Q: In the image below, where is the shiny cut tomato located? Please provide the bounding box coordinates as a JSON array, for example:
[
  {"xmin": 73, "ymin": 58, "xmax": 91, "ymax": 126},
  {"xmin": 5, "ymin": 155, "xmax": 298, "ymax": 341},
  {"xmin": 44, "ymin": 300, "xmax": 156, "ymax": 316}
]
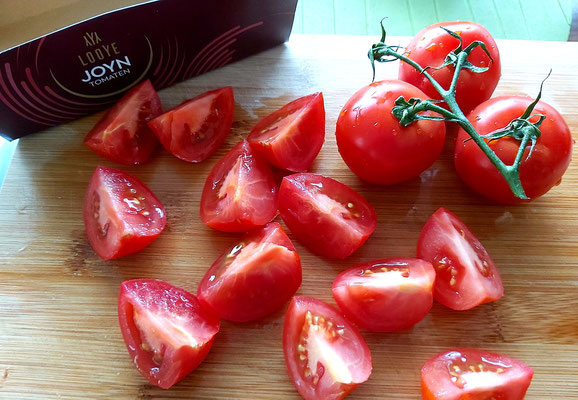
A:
[
  {"xmin": 421, "ymin": 348, "xmax": 534, "ymax": 400},
  {"xmin": 454, "ymin": 96, "xmax": 573, "ymax": 204},
  {"xmin": 417, "ymin": 208, "xmax": 503, "ymax": 310},
  {"xmin": 399, "ymin": 21, "xmax": 501, "ymax": 115},
  {"xmin": 278, "ymin": 173, "xmax": 377, "ymax": 259},
  {"xmin": 148, "ymin": 86, "xmax": 234, "ymax": 162},
  {"xmin": 283, "ymin": 296, "xmax": 372, "ymax": 400},
  {"xmin": 200, "ymin": 140, "xmax": 278, "ymax": 232},
  {"xmin": 336, "ymin": 80, "xmax": 446, "ymax": 184},
  {"xmin": 118, "ymin": 279, "xmax": 220, "ymax": 389},
  {"xmin": 332, "ymin": 258, "xmax": 435, "ymax": 332},
  {"xmin": 247, "ymin": 92, "xmax": 325, "ymax": 172},
  {"xmin": 84, "ymin": 80, "xmax": 162, "ymax": 165},
  {"xmin": 197, "ymin": 222, "xmax": 301, "ymax": 322},
  {"xmin": 83, "ymin": 166, "xmax": 167, "ymax": 260}
]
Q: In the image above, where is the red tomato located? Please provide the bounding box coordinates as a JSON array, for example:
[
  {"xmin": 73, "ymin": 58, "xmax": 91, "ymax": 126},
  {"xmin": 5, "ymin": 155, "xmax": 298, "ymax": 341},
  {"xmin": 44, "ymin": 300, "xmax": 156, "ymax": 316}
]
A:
[
  {"xmin": 147, "ymin": 86, "xmax": 234, "ymax": 162},
  {"xmin": 283, "ymin": 296, "xmax": 372, "ymax": 400},
  {"xmin": 83, "ymin": 166, "xmax": 167, "ymax": 260},
  {"xmin": 421, "ymin": 348, "xmax": 534, "ymax": 400},
  {"xmin": 399, "ymin": 21, "xmax": 501, "ymax": 115},
  {"xmin": 332, "ymin": 258, "xmax": 435, "ymax": 332},
  {"xmin": 278, "ymin": 173, "xmax": 377, "ymax": 259},
  {"xmin": 335, "ymin": 80, "xmax": 446, "ymax": 184},
  {"xmin": 417, "ymin": 208, "xmax": 503, "ymax": 310},
  {"xmin": 200, "ymin": 140, "xmax": 278, "ymax": 232},
  {"xmin": 118, "ymin": 279, "xmax": 220, "ymax": 389},
  {"xmin": 197, "ymin": 222, "xmax": 301, "ymax": 322},
  {"xmin": 84, "ymin": 80, "xmax": 162, "ymax": 165},
  {"xmin": 247, "ymin": 92, "xmax": 325, "ymax": 172},
  {"xmin": 454, "ymin": 96, "xmax": 573, "ymax": 204}
]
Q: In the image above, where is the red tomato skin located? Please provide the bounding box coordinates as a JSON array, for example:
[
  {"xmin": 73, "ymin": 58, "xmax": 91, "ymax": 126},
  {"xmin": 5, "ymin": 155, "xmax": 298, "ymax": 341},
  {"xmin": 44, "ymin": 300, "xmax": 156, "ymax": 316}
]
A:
[
  {"xmin": 118, "ymin": 279, "xmax": 220, "ymax": 389},
  {"xmin": 83, "ymin": 166, "xmax": 167, "ymax": 260},
  {"xmin": 283, "ymin": 296, "xmax": 372, "ymax": 400},
  {"xmin": 399, "ymin": 21, "xmax": 501, "ymax": 115},
  {"xmin": 197, "ymin": 222, "xmax": 302, "ymax": 322},
  {"xmin": 200, "ymin": 140, "xmax": 279, "ymax": 233},
  {"xmin": 417, "ymin": 208, "xmax": 503, "ymax": 310},
  {"xmin": 84, "ymin": 80, "xmax": 162, "ymax": 165},
  {"xmin": 147, "ymin": 86, "xmax": 234, "ymax": 162},
  {"xmin": 336, "ymin": 80, "xmax": 446, "ymax": 184},
  {"xmin": 279, "ymin": 173, "xmax": 377, "ymax": 259},
  {"xmin": 454, "ymin": 96, "xmax": 573, "ymax": 204},
  {"xmin": 421, "ymin": 348, "xmax": 534, "ymax": 400},
  {"xmin": 248, "ymin": 92, "xmax": 325, "ymax": 172},
  {"xmin": 332, "ymin": 258, "xmax": 435, "ymax": 332}
]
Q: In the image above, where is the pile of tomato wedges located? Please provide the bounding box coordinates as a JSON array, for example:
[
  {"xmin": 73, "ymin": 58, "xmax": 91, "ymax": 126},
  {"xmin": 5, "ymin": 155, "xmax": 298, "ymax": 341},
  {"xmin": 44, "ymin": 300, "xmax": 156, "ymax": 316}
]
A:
[{"xmin": 81, "ymin": 20, "xmax": 574, "ymax": 400}]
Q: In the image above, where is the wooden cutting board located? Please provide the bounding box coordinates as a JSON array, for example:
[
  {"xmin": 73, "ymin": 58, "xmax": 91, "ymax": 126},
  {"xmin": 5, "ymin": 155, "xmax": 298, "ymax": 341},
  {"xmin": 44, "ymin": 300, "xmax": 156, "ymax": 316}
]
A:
[{"xmin": 1, "ymin": 35, "xmax": 577, "ymax": 399}]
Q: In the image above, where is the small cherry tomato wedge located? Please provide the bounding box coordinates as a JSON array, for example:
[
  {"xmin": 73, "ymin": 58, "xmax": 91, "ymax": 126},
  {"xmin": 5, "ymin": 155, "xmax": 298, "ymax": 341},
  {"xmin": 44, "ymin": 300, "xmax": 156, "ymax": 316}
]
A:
[
  {"xmin": 279, "ymin": 173, "xmax": 377, "ymax": 259},
  {"xmin": 200, "ymin": 140, "xmax": 278, "ymax": 232},
  {"xmin": 147, "ymin": 86, "xmax": 234, "ymax": 162},
  {"xmin": 454, "ymin": 96, "xmax": 573, "ymax": 204},
  {"xmin": 336, "ymin": 80, "xmax": 445, "ymax": 185},
  {"xmin": 83, "ymin": 166, "xmax": 167, "ymax": 260},
  {"xmin": 283, "ymin": 296, "xmax": 372, "ymax": 400},
  {"xmin": 417, "ymin": 208, "xmax": 503, "ymax": 310},
  {"xmin": 118, "ymin": 279, "xmax": 220, "ymax": 389},
  {"xmin": 421, "ymin": 348, "xmax": 534, "ymax": 400},
  {"xmin": 332, "ymin": 258, "xmax": 435, "ymax": 332},
  {"xmin": 84, "ymin": 80, "xmax": 162, "ymax": 165},
  {"xmin": 247, "ymin": 92, "xmax": 325, "ymax": 172},
  {"xmin": 197, "ymin": 222, "xmax": 301, "ymax": 322}
]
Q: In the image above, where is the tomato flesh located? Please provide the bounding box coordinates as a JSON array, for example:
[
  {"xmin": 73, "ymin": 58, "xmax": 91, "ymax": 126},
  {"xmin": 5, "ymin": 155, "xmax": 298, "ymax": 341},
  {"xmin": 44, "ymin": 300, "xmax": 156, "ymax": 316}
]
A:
[
  {"xmin": 84, "ymin": 80, "xmax": 162, "ymax": 165},
  {"xmin": 197, "ymin": 222, "xmax": 301, "ymax": 322},
  {"xmin": 83, "ymin": 166, "xmax": 167, "ymax": 260},
  {"xmin": 421, "ymin": 348, "xmax": 534, "ymax": 400},
  {"xmin": 417, "ymin": 208, "xmax": 503, "ymax": 310},
  {"xmin": 118, "ymin": 279, "xmax": 220, "ymax": 389},
  {"xmin": 283, "ymin": 296, "xmax": 372, "ymax": 400},
  {"xmin": 248, "ymin": 92, "xmax": 325, "ymax": 172},
  {"xmin": 332, "ymin": 258, "xmax": 435, "ymax": 332}
]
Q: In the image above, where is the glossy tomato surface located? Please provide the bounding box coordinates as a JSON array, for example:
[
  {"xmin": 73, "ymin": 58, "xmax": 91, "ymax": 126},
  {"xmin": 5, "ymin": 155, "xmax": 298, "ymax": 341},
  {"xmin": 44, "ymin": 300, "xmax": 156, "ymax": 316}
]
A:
[
  {"xmin": 417, "ymin": 208, "xmax": 503, "ymax": 310},
  {"xmin": 455, "ymin": 96, "xmax": 573, "ymax": 204},
  {"xmin": 84, "ymin": 80, "xmax": 162, "ymax": 165},
  {"xmin": 399, "ymin": 21, "xmax": 501, "ymax": 115},
  {"xmin": 197, "ymin": 222, "xmax": 301, "ymax": 322},
  {"xmin": 336, "ymin": 80, "xmax": 446, "ymax": 184},
  {"xmin": 283, "ymin": 296, "xmax": 372, "ymax": 400},
  {"xmin": 118, "ymin": 279, "xmax": 220, "ymax": 389},
  {"xmin": 248, "ymin": 92, "xmax": 325, "ymax": 172},
  {"xmin": 279, "ymin": 173, "xmax": 377, "ymax": 259},
  {"xmin": 200, "ymin": 140, "xmax": 278, "ymax": 232},
  {"xmin": 421, "ymin": 348, "xmax": 534, "ymax": 400},
  {"xmin": 83, "ymin": 166, "xmax": 166, "ymax": 260},
  {"xmin": 148, "ymin": 86, "xmax": 234, "ymax": 162},
  {"xmin": 332, "ymin": 258, "xmax": 435, "ymax": 332}
]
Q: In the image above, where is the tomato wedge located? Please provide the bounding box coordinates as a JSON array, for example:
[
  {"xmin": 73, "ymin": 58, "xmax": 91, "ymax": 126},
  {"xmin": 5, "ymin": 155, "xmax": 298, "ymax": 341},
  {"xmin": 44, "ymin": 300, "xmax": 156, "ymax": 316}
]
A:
[
  {"xmin": 147, "ymin": 86, "xmax": 234, "ymax": 162},
  {"xmin": 283, "ymin": 296, "xmax": 372, "ymax": 400},
  {"xmin": 118, "ymin": 279, "xmax": 220, "ymax": 389},
  {"xmin": 200, "ymin": 140, "xmax": 278, "ymax": 232},
  {"xmin": 247, "ymin": 92, "xmax": 325, "ymax": 172},
  {"xmin": 83, "ymin": 166, "xmax": 167, "ymax": 260},
  {"xmin": 279, "ymin": 173, "xmax": 377, "ymax": 259},
  {"xmin": 84, "ymin": 80, "xmax": 162, "ymax": 165},
  {"xmin": 417, "ymin": 208, "xmax": 503, "ymax": 310},
  {"xmin": 332, "ymin": 258, "xmax": 435, "ymax": 332},
  {"xmin": 421, "ymin": 348, "xmax": 534, "ymax": 400},
  {"xmin": 197, "ymin": 222, "xmax": 301, "ymax": 322}
]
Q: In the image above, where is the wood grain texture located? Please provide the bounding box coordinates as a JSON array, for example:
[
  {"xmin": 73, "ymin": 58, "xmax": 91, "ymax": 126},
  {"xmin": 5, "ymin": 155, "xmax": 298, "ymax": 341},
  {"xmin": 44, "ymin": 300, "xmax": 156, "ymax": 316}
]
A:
[{"xmin": 1, "ymin": 35, "xmax": 578, "ymax": 399}]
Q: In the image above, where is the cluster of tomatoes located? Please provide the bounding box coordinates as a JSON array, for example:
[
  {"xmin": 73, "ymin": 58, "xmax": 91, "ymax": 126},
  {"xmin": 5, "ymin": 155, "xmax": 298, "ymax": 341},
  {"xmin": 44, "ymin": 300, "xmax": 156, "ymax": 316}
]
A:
[{"xmin": 80, "ymin": 20, "xmax": 572, "ymax": 400}]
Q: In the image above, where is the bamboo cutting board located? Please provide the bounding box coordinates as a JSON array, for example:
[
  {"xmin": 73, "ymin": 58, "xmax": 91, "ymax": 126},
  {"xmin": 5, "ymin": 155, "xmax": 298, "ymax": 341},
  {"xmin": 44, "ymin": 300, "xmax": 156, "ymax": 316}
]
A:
[{"xmin": 1, "ymin": 35, "xmax": 577, "ymax": 399}]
